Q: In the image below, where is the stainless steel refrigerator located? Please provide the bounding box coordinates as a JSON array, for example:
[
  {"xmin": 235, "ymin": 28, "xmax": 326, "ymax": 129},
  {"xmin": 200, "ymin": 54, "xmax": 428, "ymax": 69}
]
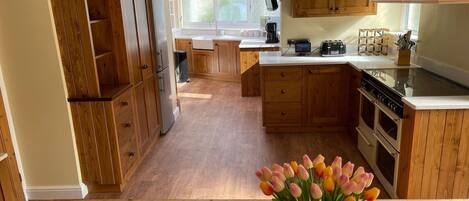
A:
[{"xmin": 152, "ymin": 0, "xmax": 175, "ymax": 134}]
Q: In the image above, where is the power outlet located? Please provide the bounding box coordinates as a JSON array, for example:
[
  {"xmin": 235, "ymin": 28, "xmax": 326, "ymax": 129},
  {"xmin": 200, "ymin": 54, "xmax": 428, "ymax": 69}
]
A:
[{"xmin": 287, "ymin": 39, "xmax": 296, "ymax": 45}]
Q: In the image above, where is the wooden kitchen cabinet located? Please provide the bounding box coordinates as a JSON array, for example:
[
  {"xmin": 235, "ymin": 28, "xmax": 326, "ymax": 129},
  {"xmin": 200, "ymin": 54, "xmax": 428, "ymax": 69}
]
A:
[
  {"xmin": 292, "ymin": 0, "xmax": 376, "ymax": 17},
  {"xmin": 192, "ymin": 50, "xmax": 215, "ymax": 75},
  {"xmin": 51, "ymin": 0, "xmax": 161, "ymax": 193},
  {"xmin": 175, "ymin": 39, "xmax": 194, "ymax": 73},
  {"xmin": 303, "ymin": 65, "xmax": 349, "ymax": 126},
  {"xmin": 214, "ymin": 40, "xmax": 241, "ymax": 77},
  {"xmin": 240, "ymin": 47, "xmax": 280, "ymax": 97}
]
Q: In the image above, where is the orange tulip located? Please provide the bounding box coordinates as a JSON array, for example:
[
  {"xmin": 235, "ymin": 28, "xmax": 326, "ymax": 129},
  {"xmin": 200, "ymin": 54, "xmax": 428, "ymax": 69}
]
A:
[
  {"xmin": 315, "ymin": 162, "xmax": 326, "ymax": 177},
  {"xmin": 260, "ymin": 181, "xmax": 274, "ymax": 196},
  {"xmin": 324, "ymin": 177, "xmax": 335, "ymax": 192},
  {"xmin": 291, "ymin": 161, "xmax": 299, "ymax": 174},
  {"xmin": 344, "ymin": 195, "xmax": 356, "ymax": 201},
  {"xmin": 364, "ymin": 187, "xmax": 380, "ymax": 201},
  {"xmin": 323, "ymin": 166, "xmax": 333, "ymax": 179}
]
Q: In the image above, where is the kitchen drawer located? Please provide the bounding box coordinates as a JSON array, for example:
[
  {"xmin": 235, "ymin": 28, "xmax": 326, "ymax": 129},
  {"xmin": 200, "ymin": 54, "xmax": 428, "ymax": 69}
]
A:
[
  {"xmin": 356, "ymin": 127, "xmax": 377, "ymax": 165},
  {"xmin": 118, "ymin": 132, "xmax": 138, "ymax": 177},
  {"xmin": 264, "ymin": 67, "xmax": 302, "ymax": 81},
  {"xmin": 264, "ymin": 81, "xmax": 301, "ymax": 102},
  {"xmin": 264, "ymin": 103, "xmax": 301, "ymax": 124},
  {"xmin": 113, "ymin": 90, "xmax": 133, "ymax": 116}
]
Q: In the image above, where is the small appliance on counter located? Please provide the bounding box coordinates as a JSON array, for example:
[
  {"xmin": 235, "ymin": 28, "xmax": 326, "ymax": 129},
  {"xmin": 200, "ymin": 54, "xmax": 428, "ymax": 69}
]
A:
[
  {"xmin": 265, "ymin": 22, "xmax": 279, "ymax": 44},
  {"xmin": 293, "ymin": 39, "xmax": 311, "ymax": 56},
  {"xmin": 320, "ymin": 40, "xmax": 346, "ymax": 57}
]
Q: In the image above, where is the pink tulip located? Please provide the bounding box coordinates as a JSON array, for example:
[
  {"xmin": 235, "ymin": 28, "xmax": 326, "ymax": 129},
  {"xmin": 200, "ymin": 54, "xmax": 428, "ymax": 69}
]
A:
[
  {"xmin": 365, "ymin": 173, "xmax": 374, "ymax": 187},
  {"xmin": 271, "ymin": 176, "xmax": 285, "ymax": 192},
  {"xmin": 298, "ymin": 164, "xmax": 310, "ymax": 181},
  {"xmin": 332, "ymin": 156, "xmax": 343, "ymax": 168},
  {"xmin": 273, "ymin": 171, "xmax": 286, "ymax": 182},
  {"xmin": 354, "ymin": 180, "xmax": 366, "ymax": 194},
  {"xmin": 303, "ymin": 154, "xmax": 314, "ymax": 169},
  {"xmin": 338, "ymin": 174, "xmax": 349, "ymax": 187},
  {"xmin": 332, "ymin": 166, "xmax": 342, "ymax": 181},
  {"xmin": 261, "ymin": 166, "xmax": 273, "ymax": 181},
  {"xmin": 313, "ymin": 154, "xmax": 325, "ymax": 166},
  {"xmin": 289, "ymin": 183, "xmax": 302, "ymax": 198},
  {"xmin": 283, "ymin": 163, "xmax": 295, "ymax": 179},
  {"xmin": 310, "ymin": 183, "xmax": 322, "ymax": 199},
  {"xmin": 341, "ymin": 181, "xmax": 357, "ymax": 196},
  {"xmin": 272, "ymin": 163, "xmax": 284, "ymax": 173},
  {"xmin": 351, "ymin": 166, "xmax": 365, "ymax": 181},
  {"xmin": 255, "ymin": 169, "xmax": 263, "ymax": 181},
  {"xmin": 342, "ymin": 162, "xmax": 355, "ymax": 178}
]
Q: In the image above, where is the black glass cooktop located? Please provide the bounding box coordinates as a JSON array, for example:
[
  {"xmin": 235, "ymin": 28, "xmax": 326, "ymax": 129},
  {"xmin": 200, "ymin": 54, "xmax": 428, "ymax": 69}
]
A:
[{"xmin": 363, "ymin": 68, "xmax": 469, "ymax": 97}]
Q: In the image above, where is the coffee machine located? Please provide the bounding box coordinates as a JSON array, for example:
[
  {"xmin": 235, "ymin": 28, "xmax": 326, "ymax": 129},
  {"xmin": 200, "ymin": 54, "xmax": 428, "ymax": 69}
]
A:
[{"xmin": 265, "ymin": 22, "xmax": 279, "ymax": 44}]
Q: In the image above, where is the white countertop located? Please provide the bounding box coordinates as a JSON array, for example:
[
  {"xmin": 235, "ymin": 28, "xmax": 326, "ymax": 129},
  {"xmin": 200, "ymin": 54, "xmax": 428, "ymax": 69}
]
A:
[
  {"xmin": 259, "ymin": 51, "xmax": 469, "ymax": 110},
  {"xmin": 174, "ymin": 35, "xmax": 280, "ymax": 49}
]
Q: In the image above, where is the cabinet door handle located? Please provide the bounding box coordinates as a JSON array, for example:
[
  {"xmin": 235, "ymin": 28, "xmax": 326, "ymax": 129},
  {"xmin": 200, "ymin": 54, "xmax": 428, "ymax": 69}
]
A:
[
  {"xmin": 280, "ymin": 72, "xmax": 286, "ymax": 77},
  {"xmin": 329, "ymin": 7, "xmax": 333, "ymax": 10},
  {"xmin": 308, "ymin": 70, "xmax": 313, "ymax": 74},
  {"xmin": 122, "ymin": 123, "xmax": 132, "ymax": 128},
  {"xmin": 128, "ymin": 152, "xmax": 135, "ymax": 157},
  {"xmin": 142, "ymin": 64, "xmax": 150, "ymax": 69},
  {"xmin": 281, "ymin": 112, "xmax": 286, "ymax": 116},
  {"xmin": 280, "ymin": 89, "xmax": 287, "ymax": 94},
  {"xmin": 335, "ymin": 7, "xmax": 339, "ymax": 11},
  {"xmin": 120, "ymin": 101, "xmax": 129, "ymax": 106}
]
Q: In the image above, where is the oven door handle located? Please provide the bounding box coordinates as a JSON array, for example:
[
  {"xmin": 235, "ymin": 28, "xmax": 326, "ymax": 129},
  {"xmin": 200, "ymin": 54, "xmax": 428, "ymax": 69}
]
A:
[
  {"xmin": 375, "ymin": 130, "xmax": 399, "ymax": 157},
  {"xmin": 358, "ymin": 88, "xmax": 375, "ymax": 102},
  {"xmin": 356, "ymin": 127, "xmax": 372, "ymax": 147},
  {"xmin": 374, "ymin": 101, "xmax": 402, "ymax": 123}
]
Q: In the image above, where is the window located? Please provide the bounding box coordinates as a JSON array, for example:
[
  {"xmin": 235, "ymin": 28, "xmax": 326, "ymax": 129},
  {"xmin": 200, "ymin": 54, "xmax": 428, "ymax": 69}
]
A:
[
  {"xmin": 403, "ymin": 4, "xmax": 421, "ymax": 37},
  {"xmin": 180, "ymin": 0, "xmax": 280, "ymax": 28}
]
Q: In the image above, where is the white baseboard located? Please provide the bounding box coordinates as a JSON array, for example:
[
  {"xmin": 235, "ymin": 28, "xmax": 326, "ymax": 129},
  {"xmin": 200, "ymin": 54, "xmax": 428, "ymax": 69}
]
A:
[
  {"xmin": 415, "ymin": 55, "xmax": 469, "ymax": 88},
  {"xmin": 26, "ymin": 183, "xmax": 88, "ymax": 200}
]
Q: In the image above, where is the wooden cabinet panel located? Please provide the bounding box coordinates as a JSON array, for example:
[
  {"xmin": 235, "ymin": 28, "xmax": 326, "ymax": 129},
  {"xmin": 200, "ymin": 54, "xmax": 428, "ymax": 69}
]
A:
[
  {"xmin": 120, "ymin": 0, "xmax": 142, "ymax": 84},
  {"xmin": 264, "ymin": 81, "xmax": 302, "ymax": 102},
  {"xmin": 214, "ymin": 40, "xmax": 241, "ymax": 76},
  {"xmin": 264, "ymin": 67, "xmax": 302, "ymax": 81},
  {"xmin": 143, "ymin": 77, "xmax": 160, "ymax": 136},
  {"xmin": 292, "ymin": 0, "xmax": 334, "ymax": 17},
  {"xmin": 134, "ymin": 84, "xmax": 150, "ymax": 152},
  {"xmin": 304, "ymin": 65, "xmax": 348, "ymax": 125},
  {"xmin": 264, "ymin": 103, "xmax": 302, "ymax": 124},
  {"xmin": 134, "ymin": 0, "xmax": 154, "ymax": 79},
  {"xmin": 175, "ymin": 39, "xmax": 194, "ymax": 73},
  {"xmin": 291, "ymin": 0, "xmax": 376, "ymax": 17},
  {"xmin": 193, "ymin": 50, "xmax": 215, "ymax": 74}
]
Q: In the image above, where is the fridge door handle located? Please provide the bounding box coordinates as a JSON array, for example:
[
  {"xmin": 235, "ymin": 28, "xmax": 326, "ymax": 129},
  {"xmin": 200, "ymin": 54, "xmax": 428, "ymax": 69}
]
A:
[{"xmin": 158, "ymin": 75, "xmax": 165, "ymax": 92}]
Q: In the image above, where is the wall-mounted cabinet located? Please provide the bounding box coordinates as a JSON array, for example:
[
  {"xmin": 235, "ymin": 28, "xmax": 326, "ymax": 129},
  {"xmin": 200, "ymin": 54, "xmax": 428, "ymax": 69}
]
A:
[
  {"xmin": 292, "ymin": 0, "xmax": 376, "ymax": 17},
  {"xmin": 372, "ymin": 0, "xmax": 469, "ymax": 3}
]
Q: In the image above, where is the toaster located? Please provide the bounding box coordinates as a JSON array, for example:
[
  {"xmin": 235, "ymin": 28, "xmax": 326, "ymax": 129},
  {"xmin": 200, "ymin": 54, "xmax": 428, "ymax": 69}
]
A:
[{"xmin": 320, "ymin": 40, "xmax": 346, "ymax": 57}]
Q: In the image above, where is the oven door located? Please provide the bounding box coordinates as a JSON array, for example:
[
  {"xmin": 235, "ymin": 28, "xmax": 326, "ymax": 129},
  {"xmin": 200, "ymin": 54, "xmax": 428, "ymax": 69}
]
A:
[
  {"xmin": 374, "ymin": 130, "xmax": 399, "ymax": 198},
  {"xmin": 358, "ymin": 88, "xmax": 376, "ymax": 134},
  {"xmin": 375, "ymin": 101, "xmax": 402, "ymax": 151}
]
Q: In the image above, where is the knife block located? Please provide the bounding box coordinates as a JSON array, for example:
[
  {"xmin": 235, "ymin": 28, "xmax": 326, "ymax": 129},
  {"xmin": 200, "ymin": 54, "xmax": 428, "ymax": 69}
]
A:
[{"xmin": 395, "ymin": 49, "xmax": 411, "ymax": 66}]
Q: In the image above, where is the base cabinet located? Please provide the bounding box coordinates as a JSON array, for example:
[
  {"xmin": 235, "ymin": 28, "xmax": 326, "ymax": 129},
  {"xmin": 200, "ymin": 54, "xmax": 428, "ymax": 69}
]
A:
[
  {"xmin": 175, "ymin": 39, "xmax": 194, "ymax": 73},
  {"xmin": 135, "ymin": 77, "xmax": 160, "ymax": 154},
  {"xmin": 262, "ymin": 65, "xmax": 352, "ymax": 132}
]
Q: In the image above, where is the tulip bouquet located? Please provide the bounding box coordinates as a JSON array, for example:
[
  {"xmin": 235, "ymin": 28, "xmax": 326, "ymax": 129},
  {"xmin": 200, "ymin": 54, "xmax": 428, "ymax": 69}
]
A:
[{"xmin": 256, "ymin": 154, "xmax": 380, "ymax": 201}]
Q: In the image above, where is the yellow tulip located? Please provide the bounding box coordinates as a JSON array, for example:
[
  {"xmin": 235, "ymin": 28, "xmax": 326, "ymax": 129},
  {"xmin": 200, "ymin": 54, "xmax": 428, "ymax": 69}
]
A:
[
  {"xmin": 291, "ymin": 161, "xmax": 299, "ymax": 174},
  {"xmin": 315, "ymin": 162, "xmax": 326, "ymax": 177},
  {"xmin": 260, "ymin": 181, "xmax": 274, "ymax": 196},
  {"xmin": 364, "ymin": 187, "xmax": 380, "ymax": 201},
  {"xmin": 324, "ymin": 177, "xmax": 335, "ymax": 192},
  {"xmin": 344, "ymin": 195, "xmax": 356, "ymax": 201}
]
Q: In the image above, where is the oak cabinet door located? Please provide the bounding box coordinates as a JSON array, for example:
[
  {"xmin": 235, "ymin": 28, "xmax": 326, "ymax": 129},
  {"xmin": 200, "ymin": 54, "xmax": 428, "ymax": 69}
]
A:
[
  {"xmin": 175, "ymin": 39, "xmax": 194, "ymax": 73},
  {"xmin": 214, "ymin": 41, "xmax": 240, "ymax": 76},
  {"xmin": 304, "ymin": 66, "xmax": 347, "ymax": 126},
  {"xmin": 134, "ymin": 84, "xmax": 150, "ymax": 152},
  {"xmin": 143, "ymin": 77, "xmax": 160, "ymax": 137},
  {"xmin": 193, "ymin": 50, "xmax": 214, "ymax": 74},
  {"xmin": 121, "ymin": 0, "xmax": 142, "ymax": 83},
  {"xmin": 292, "ymin": 0, "xmax": 334, "ymax": 17},
  {"xmin": 134, "ymin": 0, "xmax": 154, "ymax": 79},
  {"xmin": 335, "ymin": 0, "xmax": 376, "ymax": 15}
]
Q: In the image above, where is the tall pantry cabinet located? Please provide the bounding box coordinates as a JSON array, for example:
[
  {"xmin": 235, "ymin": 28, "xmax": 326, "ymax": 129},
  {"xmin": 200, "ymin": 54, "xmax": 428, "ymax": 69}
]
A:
[{"xmin": 51, "ymin": 0, "xmax": 161, "ymax": 193}]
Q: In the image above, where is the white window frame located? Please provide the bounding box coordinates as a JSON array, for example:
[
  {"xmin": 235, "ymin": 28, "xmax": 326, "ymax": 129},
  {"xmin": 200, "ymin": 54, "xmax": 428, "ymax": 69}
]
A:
[
  {"xmin": 401, "ymin": 4, "xmax": 421, "ymax": 40},
  {"xmin": 179, "ymin": 0, "xmax": 273, "ymax": 29}
]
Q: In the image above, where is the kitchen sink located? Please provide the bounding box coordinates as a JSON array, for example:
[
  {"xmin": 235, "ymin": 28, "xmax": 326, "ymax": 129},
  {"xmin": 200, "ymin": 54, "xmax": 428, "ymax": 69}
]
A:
[{"xmin": 192, "ymin": 36, "xmax": 214, "ymax": 50}]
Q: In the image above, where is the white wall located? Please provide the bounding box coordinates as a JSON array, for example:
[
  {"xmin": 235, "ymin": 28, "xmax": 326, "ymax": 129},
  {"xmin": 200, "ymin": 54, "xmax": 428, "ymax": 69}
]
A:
[{"xmin": 0, "ymin": 0, "xmax": 84, "ymax": 199}]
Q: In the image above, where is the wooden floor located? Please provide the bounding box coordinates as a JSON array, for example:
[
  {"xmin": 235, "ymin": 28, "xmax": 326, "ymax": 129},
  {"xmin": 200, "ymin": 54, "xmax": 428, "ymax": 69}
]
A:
[{"xmin": 87, "ymin": 78, "xmax": 388, "ymax": 200}]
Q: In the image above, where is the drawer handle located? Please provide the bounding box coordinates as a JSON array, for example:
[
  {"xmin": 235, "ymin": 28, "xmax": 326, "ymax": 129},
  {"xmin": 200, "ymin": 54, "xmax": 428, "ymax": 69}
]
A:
[
  {"xmin": 281, "ymin": 112, "xmax": 286, "ymax": 116},
  {"xmin": 128, "ymin": 152, "xmax": 135, "ymax": 157},
  {"xmin": 308, "ymin": 70, "xmax": 313, "ymax": 74},
  {"xmin": 280, "ymin": 89, "xmax": 287, "ymax": 94},
  {"xmin": 120, "ymin": 101, "xmax": 129, "ymax": 106},
  {"xmin": 280, "ymin": 72, "xmax": 286, "ymax": 77},
  {"xmin": 142, "ymin": 64, "xmax": 150, "ymax": 69},
  {"xmin": 122, "ymin": 123, "xmax": 132, "ymax": 128}
]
